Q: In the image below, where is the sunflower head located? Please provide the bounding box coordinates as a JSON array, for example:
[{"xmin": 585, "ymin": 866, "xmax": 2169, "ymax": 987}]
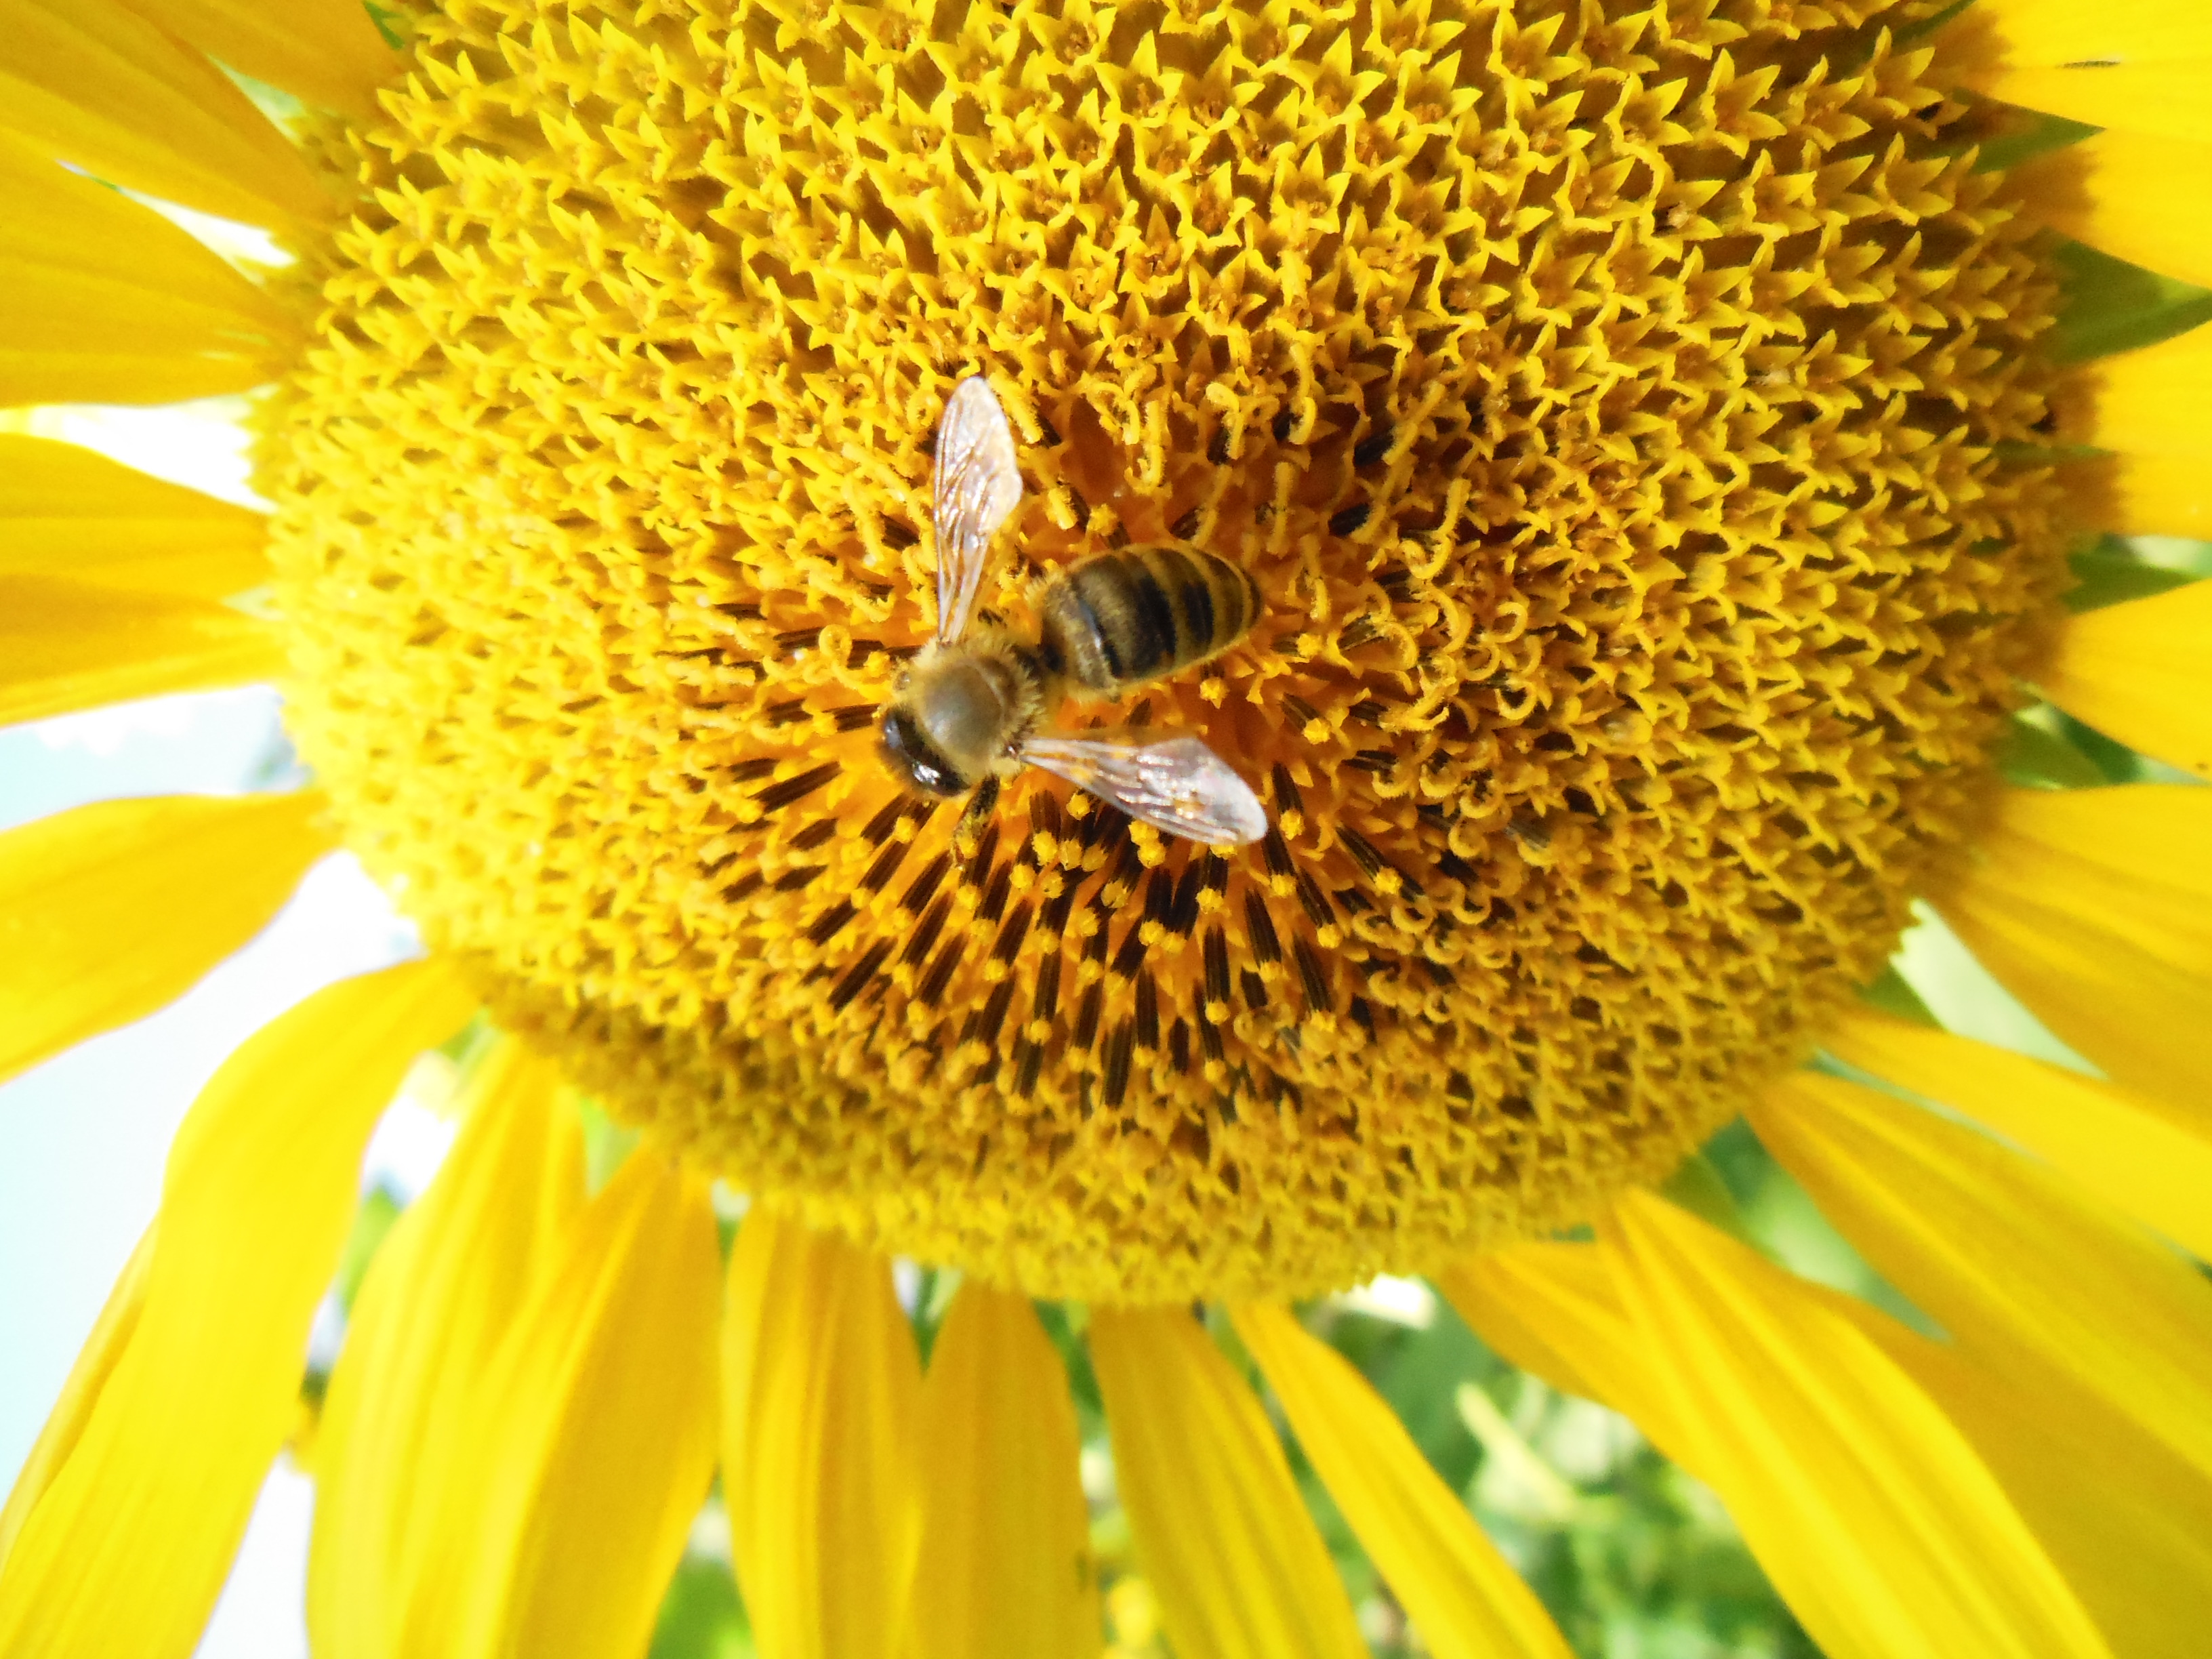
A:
[
  {"xmin": 258, "ymin": 0, "xmax": 2074, "ymax": 1303},
  {"xmin": 7, "ymin": 0, "xmax": 2212, "ymax": 1656}
]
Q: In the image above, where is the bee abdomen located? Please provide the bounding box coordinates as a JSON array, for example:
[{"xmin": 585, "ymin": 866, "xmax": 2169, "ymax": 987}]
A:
[{"xmin": 1042, "ymin": 544, "xmax": 1263, "ymax": 698}]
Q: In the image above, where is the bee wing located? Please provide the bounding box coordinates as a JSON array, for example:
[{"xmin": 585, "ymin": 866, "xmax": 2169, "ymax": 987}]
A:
[
  {"xmin": 1021, "ymin": 733, "xmax": 1268, "ymax": 846},
  {"xmin": 932, "ymin": 375, "xmax": 1023, "ymax": 644}
]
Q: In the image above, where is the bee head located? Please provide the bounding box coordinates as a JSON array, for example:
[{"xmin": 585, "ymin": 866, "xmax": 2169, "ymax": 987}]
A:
[
  {"xmin": 877, "ymin": 644, "xmax": 1033, "ymax": 800},
  {"xmin": 878, "ymin": 703, "xmax": 967, "ymax": 797}
]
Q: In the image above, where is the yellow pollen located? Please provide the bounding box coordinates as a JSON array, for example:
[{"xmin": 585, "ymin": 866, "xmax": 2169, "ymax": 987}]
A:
[{"xmin": 264, "ymin": 0, "xmax": 2068, "ymax": 1303}]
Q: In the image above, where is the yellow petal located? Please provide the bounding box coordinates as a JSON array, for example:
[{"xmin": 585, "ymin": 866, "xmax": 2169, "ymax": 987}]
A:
[
  {"xmin": 1434, "ymin": 1246, "xmax": 1679, "ymax": 1441},
  {"xmin": 1232, "ymin": 1304, "xmax": 1574, "ymax": 1659},
  {"xmin": 1826, "ymin": 1010, "xmax": 2212, "ymax": 1262},
  {"xmin": 0, "ymin": 958, "xmax": 478, "ymax": 1659},
  {"xmin": 1864, "ymin": 1326, "xmax": 2212, "ymax": 1659},
  {"xmin": 0, "ymin": 134, "xmax": 295, "ymax": 407},
  {"xmin": 2064, "ymin": 320, "xmax": 2212, "ymax": 459},
  {"xmin": 912, "ymin": 1284, "xmax": 1099, "ymax": 1659},
  {"xmin": 1089, "ymin": 1307, "xmax": 1367, "ymax": 1659},
  {"xmin": 403, "ymin": 1149, "xmax": 720, "ymax": 1659},
  {"xmin": 2015, "ymin": 131, "xmax": 2212, "ymax": 291},
  {"xmin": 115, "ymin": 0, "xmax": 399, "ymax": 121},
  {"xmin": 2058, "ymin": 328, "xmax": 2212, "ymax": 535},
  {"xmin": 1952, "ymin": 1, "xmax": 2212, "ymax": 142},
  {"xmin": 1983, "ymin": 64, "xmax": 2212, "ymax": 143},
  {"xmin": 0, "ymin": 792, "xmax": 335, "ymax": 1085},
  {"xmin": 309, "ymin": 1040, "xmax": 581, "ymax": 1659},
  {"xmin": 1753, "ymin": 1071, "xmax": 2212, "ymax": 1483},
  {"xmin": 0, "ymin": 1227, "xmax": 155, "ymax": 1572},
  {"xmin": 723, "ymin": 1211, "xmax": 924, "ymax": 1659},
  {"xmin": 0, "ymin": 434, "xmax": 268, "ymax": 600},
  {"xmin": 2098, "ymin": 453, "xmax": 2212, "ymax": 539},
  {"xmin": 1934, "ymin": 784, "xmax": 2212, "ymax": 1108},
  {"xmin": 1457, "ymin": 1220, "xmax": 2206, "ymax": 1659},
  {"xmin": 1720, "ymin": 1246, "xmax": 2212, "ymax": 1659},
  {"xmin": 1599, "ymin": 1193, "xmax": 2110, "ymax": 1659},
  {"xmin": 0, "ymin": 0, "xmax": 328, "ymax": 226},
  {"xmin": 0, "ymin": 575, "xmax": 284, "ymax": 725},
  {"xmin": 2041, "ymin": 581, "xmax": 2212, "ymax": 778},
  {"xmin": 1963, "ymin": 0, "xmax": 2212, "ymax": 60}
]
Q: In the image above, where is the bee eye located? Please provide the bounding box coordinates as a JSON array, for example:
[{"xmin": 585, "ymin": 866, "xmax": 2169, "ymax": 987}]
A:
[{"xmin": 879, "ymin": 706, "xmax": 962, "ymax": 796}]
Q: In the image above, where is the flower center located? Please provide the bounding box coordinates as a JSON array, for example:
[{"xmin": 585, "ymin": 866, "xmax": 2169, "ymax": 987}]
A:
[{"xmin": 265, "ymin": 0, "xmax": 2066, "ymax": 1303}]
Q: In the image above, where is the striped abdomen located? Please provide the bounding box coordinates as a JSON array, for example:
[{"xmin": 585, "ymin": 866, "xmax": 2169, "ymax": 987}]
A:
[{"xmin": 1038, "ymin": 544, "xmax": 1263, "ymax": 699}]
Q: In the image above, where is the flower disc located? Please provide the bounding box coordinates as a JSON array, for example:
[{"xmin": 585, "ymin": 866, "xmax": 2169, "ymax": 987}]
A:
[{"xmin": 266, "ymin": 0, "xmax": 2067, "ymax": 1302}]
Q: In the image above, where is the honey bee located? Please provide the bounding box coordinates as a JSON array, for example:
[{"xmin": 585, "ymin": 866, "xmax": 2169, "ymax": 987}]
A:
[{"xmin": 877, "ymin": 376, "xmax": 1269, "ymax": 844}]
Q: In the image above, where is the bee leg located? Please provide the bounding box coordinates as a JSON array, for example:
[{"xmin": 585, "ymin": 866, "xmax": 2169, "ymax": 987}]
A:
[{"xmin": 956, "ymin": 776, "xmax": 1002, "ymax": 853}]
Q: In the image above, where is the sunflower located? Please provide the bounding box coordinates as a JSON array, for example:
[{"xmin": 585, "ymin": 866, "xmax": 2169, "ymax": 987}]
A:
[{"xmin": 4, "ymin": 0, "xmax": 2211, "ymax": 1653}]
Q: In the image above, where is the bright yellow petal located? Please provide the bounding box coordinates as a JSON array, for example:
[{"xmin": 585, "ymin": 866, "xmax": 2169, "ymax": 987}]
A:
[
  {"xmin": 1599, "ymin": 1193, "xmax": 2110, "ymax": 1659},
  {"xmin": 2038, "ymin": 579, "xmax": 2212, "ymax": 779},
  {"xmin": 1934, "ymin": 784, "xmax": 2212, "ymax": 1107},
  {"xmin": 0, "ymin": 134, "xmax": 296, "ymax": 407},
  {"xmin": 1952, "ymin": 0, "xmax": 2212, "ymax": 142},
  {"xmin": 0, "ymin": 1227, "xmax": 154, "ymax": 1572},
  {"xmin": 0, "ymin": 434, "xmax": 268, "ymax": 600},
  {"xmin": 722, "ymin": 1211, "xmax": 924, "ymax": 1659},
  {"xmin": 0, "ymin": 792, "xmax": 335, "ymax": 1085},
  {"xmin": 0, "ymin": 575, "xmax": 285, "ymax": 725},
  {"xmin": 1454, "ymin": 1219, "xmax": 2206, "ymax": 1659},
  {"xmin": 1232, "ymin": 1304, "xmax": 1574, "ymax": 1659},
  {"xmin": 0, "ymin": 0, "xmax": 328, "ymax": 226},
  {"xmin": 1962, "ymin": 0, "xmax": 2212, "ymax": 60},
  {"xmin": 2096, "ymin": 453, "xmax": 2212, "ymax": 539},
  {"xmin": 2058, "ymin": 329, "xmax": 2212, "ymax": 535},
  {"xmin": 1865, "ymin": 1326, "xmax": 2212, "ymax": 1659},
  {"xmin": 1985, "ymin": 64, "xmax": 2212, "ymax": 143},
  {"xmin": 1826, "ymin": 1011, "xmax": 2212, "ymax": 1262},
  {"xmin": 1089, "ymin": 1307, "xmax": 1367, "ymax": 1659},
  {"xmin": 403, "ymin": 1150, "xmax": 720, "ymax": 1659},
  {"xmin": 114, "ymin": 0, "xmax": 400, "ymax": 121},
  {"xmin": 2015, "ymin": 131, "xmax": 2212, "ymax": 291},
  {"xmin": 2064, "ymin": 320, "xmax": 2212, "ymax": 459},
  {"xmin": 1434, "ymin": 1246, "xmax": 1677, "ymax": 1439},
  {"xmin": 309, "ymin": 1040, "xmax": 581, "ymax": 1659},
  {"xmin": 0, "ymin": 958, "xmax": 477, "ymax": 1659},
  {"xmin": 1753, "ymin": 1071, "xmax": 2212, "ymax": 1483},
  {"xmin": 912, "ymin": 1284, "xmax": 1099, "ymax": 1659}
]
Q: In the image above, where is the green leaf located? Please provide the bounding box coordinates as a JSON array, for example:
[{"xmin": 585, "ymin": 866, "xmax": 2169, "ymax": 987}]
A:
[
  {"xmin": 2054, "ymin": 707, "xmax": 2163, "ymax": 784},
  {"xmin": 1973, "ymin": 111, "xmax": 2099, "ymax": 176},
  {"xmin": 362, "ymin": 1, "xmax": 409, "ymax": 50},
  {"xmin": 578, "ymin": 1097, "xmax": 640, "ymax": 1193},
  {"xmin": 1857, "ymin": 966, "xmax": 1938, "ymax": 1027},
  {"xmin": 1997, "ymin": 710, "xmax": 2114, "ymax": 790},
  {"xmin": 2065, "ymin": 542, "xmax": 2198, "ymax": 613},
  {"xmin": 1658, "ymin": 1153, "xmax": 1755, "ymax": 1246},
  {"xmin": 331, "ymin": 1184, "xmax": 403, "ymax": 1313},
  {"xmin": 647, "ymin": 1549, "xmax": 753, "ymax": 1659},
  {"xmin": 2050, "ymin": 242, "xmax": 2212, "ymax": 364}
]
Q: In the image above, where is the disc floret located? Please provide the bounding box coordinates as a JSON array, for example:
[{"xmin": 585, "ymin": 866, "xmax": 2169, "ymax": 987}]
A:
[{"xmin": 267, "ymin": 0, "xmax": 2066, "ymax": 1303}]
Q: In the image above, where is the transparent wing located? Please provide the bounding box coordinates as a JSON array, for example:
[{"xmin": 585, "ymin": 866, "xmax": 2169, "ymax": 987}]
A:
[
  {"xmin": 932, "ymin": 375, "xmax": 1023, "ymax": 644},
  {"xmin": 1020, "ymin": 733, "xmax": 1268, "ymax": 846}
]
